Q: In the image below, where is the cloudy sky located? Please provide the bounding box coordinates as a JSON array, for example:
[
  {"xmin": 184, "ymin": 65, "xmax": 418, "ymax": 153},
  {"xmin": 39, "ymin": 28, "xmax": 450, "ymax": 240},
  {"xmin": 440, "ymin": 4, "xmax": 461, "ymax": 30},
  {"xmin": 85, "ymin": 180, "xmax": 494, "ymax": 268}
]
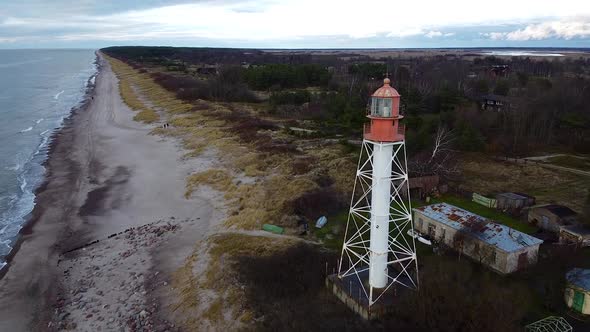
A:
[{"xmin": 1, "ymin": 0, "xmax": 590, "ymax": 49}]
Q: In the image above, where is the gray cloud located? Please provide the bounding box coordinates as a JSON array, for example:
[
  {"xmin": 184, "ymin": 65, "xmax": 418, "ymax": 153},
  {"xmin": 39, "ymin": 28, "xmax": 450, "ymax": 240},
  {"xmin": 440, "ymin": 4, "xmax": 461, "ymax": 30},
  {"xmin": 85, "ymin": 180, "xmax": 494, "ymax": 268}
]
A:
[{"xmin": 0, "ymin": 1, "xmax": 589, "ymax": 48}]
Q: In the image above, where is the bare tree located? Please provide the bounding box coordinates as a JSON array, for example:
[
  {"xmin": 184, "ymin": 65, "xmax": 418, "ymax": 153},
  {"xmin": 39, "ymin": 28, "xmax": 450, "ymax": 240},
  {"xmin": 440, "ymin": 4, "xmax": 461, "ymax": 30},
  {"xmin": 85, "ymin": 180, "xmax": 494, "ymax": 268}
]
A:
[
  {"xmin": 429, "ymin": 125, "xmax": 454, "ymax": 163},
  {"xmin": 409, "ymin": 124, "xmax": 458, "ymax": 178}
]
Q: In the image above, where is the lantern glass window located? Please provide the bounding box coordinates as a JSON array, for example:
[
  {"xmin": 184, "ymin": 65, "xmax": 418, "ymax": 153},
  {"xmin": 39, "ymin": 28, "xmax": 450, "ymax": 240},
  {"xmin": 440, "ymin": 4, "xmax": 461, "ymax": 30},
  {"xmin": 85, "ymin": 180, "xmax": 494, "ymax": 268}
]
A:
[{"xmin": 371, "ymin": 97, "xmax": 392, "ymax": 117}]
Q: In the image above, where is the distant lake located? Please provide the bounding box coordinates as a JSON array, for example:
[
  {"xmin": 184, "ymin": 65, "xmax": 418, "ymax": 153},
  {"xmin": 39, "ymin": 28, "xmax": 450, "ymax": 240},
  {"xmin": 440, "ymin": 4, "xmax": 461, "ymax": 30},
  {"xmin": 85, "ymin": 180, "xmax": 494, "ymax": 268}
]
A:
[{"xmin": 480, "ymin": 50, "xmax": 565, "ymax": 57}]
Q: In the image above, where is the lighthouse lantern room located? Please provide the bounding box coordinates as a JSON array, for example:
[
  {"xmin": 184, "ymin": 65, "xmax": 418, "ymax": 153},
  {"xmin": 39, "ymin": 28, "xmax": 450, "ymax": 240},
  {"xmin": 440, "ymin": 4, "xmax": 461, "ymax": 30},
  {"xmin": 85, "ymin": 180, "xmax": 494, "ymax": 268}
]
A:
[{"xmin": 331, "ymin": 78, "xmax": 419, "ymax": 315}]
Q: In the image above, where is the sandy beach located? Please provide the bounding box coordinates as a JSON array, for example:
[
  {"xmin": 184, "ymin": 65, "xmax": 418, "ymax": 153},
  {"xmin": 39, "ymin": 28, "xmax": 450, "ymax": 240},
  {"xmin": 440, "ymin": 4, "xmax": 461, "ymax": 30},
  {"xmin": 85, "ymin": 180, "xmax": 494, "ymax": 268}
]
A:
[{"xmin": 0, "ymin": 52, "xmax": 223, "ymax": 331}]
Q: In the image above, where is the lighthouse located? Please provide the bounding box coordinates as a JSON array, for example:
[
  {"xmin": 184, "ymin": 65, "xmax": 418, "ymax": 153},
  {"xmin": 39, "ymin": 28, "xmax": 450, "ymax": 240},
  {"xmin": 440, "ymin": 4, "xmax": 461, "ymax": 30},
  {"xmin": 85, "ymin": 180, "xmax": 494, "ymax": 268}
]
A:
[{"xmin": 336, "ymin": 78, "xmax": 419, "ymax": 309}]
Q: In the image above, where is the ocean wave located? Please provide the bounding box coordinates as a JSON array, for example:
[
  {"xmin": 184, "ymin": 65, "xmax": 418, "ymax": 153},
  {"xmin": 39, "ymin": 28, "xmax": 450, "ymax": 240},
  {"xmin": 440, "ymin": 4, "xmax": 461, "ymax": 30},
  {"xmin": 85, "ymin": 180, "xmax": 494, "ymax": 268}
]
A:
[
  {"xmin": 35, "ymin": 135, "xmax": 50, "ymax": 156},
  {"xmin": 5, "ymin": 163, "xmax": 21, "ymax": 171},
  {"xmin": 19, "ymin": 177, "xmax": 27, "ymax": 192},
  {"xmin": 0, "ymin": 57, "xmax": 53, "ymax": 69},
  {"xmin": 0, "ymin": 50, "xmax": 98, "ymax": 266},
  {"xmin": 0, "ymin": 225, "xmax": 8, "ymax": 236}
]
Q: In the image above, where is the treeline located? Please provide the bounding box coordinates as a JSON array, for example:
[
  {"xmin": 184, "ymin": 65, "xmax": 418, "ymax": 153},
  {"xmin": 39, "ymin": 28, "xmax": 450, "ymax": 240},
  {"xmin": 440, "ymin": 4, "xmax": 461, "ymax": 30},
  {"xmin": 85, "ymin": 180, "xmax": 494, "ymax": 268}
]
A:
[
  {"xmin": 243, "ymin": 64, "xmax": 332, "ymax": 89},
  {"xmin": 103, "ymin": 46, "xmax": 590, "ymax": 154},
  {"xmin": 151, "ymin": 70, "xmax": 258, "ymax": 103}
]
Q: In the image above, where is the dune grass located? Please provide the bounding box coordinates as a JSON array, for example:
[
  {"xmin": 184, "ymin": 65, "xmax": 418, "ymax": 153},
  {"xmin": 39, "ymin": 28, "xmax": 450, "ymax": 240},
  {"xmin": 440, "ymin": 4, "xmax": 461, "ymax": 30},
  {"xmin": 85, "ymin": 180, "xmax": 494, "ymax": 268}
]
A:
[
  {"xmin": 105, "ymin": 55, "xmax": 161, "ymax": 123},
  {"xmin": 171, "ymin": 233, "xmax": 295, "ymax": 329},
  {"xmin": 133, "ymin": 109, "xmax": 159, "ymax": 123},
  {"xmin": 185, "ymin": 169, "xmax": 236, "ymax": 198}
]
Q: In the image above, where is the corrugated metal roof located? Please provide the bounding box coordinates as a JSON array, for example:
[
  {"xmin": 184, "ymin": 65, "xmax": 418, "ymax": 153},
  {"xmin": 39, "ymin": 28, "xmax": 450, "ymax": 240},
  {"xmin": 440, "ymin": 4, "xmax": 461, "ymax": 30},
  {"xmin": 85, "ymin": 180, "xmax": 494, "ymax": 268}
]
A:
[
  {"xmin": 414, "ymin": 203, "xmax": 543, "ymax": 252},
  {"xmin": 566, "ymin": 268, "xmax": 590, "ymax": 290},
  {"xmin": 496, "ymin": 192, "xmax": 527, "ymax": 200},
  {"xmin": 541, "ymin": 204, "xmax": 577, "ymax": 218}
]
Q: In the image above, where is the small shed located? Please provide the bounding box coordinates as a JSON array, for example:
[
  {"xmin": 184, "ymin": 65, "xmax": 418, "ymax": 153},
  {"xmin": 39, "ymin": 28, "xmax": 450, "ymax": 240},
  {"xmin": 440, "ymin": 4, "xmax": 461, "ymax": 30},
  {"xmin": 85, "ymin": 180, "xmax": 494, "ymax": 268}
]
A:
[
  {"xmin": 528, "ymin": 204, "xmax": 578, "ymax": 233},
  {"xmin": 479, "ymin": 94, "xmax": 511, "ymax": 111},
  {"xmin": 496, "ymin": 192, "xmax": 533, "ymax": 210},
  {"xmin": 565, "ymin": 268, "xmax": 590, "ymax": 315},
  {"xmin": 560, "ymin": 225, "xmax": 590, "ymax": 247},
  {"xmin": 407, "ymin": 175, "xmax": 439, "ymax": 199}
]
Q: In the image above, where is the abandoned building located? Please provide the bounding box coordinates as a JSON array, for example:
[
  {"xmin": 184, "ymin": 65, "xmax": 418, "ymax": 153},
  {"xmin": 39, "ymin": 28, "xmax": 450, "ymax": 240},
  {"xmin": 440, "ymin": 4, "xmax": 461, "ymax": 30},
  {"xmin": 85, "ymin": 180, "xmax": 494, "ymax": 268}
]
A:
[
  {"xmin": 413, "ymin": 203, "xmax": 543, "ymax": 274},
  {"xmin": 496, "ymin": 192, "xmax": 536, "ymax": 211},
  {"xmin": 490, "ymin": 64, "xmax": 509, "ymax": 77},
  {"xmin": 479, "ymin": 94, "xmax": 511, "ymax": 111},
  {"xmin": 406, "ymin": 174, "xmax": 440, "ymax": 199},
  {"xmin": 565, "ymin": 268, "xmax": 590, "ymax": 315},
  {"xmin": 528, "ymin": 204, "xmax": 578, "ymax": 233},
  {"xmin": 560, "ymin": 225, "xmax": 590, "ymax": 247}
]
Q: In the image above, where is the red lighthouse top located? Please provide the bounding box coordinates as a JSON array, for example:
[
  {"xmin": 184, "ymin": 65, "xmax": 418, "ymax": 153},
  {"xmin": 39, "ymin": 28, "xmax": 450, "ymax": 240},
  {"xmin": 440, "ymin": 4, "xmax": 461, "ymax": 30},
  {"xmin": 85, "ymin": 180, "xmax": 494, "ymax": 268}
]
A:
[
  {"xmin": 371, "ymin": 78, "xmax": 400, "ymax": 98},
  {"xmin": 364, "ymin": 78, "xmax": 405, "ymax": 142}
]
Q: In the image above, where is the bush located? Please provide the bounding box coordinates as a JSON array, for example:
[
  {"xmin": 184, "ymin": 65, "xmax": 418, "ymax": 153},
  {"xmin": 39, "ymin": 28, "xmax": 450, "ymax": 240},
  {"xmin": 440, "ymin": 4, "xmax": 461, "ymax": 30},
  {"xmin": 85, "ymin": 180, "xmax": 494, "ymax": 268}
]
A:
[
  {"xmin": 290, "ymin": 187, "xmax": 343, "ymax": 221},
  {"xmin": 269, "ymin": 90, "xmax": 311, "ymax": 106},
  {"xmin": 234, "ymin": 244, "xmax": 370, "ymax": 331}
]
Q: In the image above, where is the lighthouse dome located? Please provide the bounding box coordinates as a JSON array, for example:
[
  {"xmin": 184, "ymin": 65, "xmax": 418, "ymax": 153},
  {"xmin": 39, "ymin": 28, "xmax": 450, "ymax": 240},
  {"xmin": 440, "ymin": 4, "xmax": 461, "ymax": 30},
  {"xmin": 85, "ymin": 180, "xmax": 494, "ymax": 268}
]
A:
[{"xmin": 371, "ymin": 78, "xmax": 400, "ymax": 98}]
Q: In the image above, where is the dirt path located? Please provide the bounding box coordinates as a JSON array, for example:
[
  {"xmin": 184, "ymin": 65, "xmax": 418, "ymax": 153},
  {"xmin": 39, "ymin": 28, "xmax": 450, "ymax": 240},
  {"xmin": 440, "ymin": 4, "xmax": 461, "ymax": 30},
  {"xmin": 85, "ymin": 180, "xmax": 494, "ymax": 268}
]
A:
[{"xmin": 498, "ymin": 155, "xmax": 590, "ymax": 177}]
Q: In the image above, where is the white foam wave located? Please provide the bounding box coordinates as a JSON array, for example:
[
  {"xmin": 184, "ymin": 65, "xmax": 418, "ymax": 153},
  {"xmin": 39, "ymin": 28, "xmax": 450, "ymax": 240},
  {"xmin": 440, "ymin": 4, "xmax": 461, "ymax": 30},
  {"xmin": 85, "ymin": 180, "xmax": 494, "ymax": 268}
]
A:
[
  {"xmin": 54, "ymin": 90, "xmax": 64, "ymax": 100},
  {"xmin": 19, "ymin": 177, "xmax": 27, "ymax": 192},
  {"xmin": 35, "ymin": 135, "xmax": 50, "ymax": 155},
  {"xmin": 5, "ymin": 164, "xmax": 21, "ymax": 171},
  {"xmin": 36, "ymin": 118, "xmax": 44, "ymax": 124},
  {"xmin": 40, "ymin": 129, "xmax": 50, "ymax": 136},
  {"xmin": 19, "ymin": 127, "xmax": 33, "ymax": 133}
]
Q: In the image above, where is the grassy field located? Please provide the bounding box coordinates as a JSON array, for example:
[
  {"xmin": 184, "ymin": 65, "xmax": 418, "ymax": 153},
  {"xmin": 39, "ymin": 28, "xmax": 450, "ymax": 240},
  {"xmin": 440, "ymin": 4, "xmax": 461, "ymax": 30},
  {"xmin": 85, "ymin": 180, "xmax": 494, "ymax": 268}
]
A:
[
  {"xmin": 546, "ymin": 155, "xmax": 590, "ymax": 172},
  {"xmin": 459, "ymin": 153, "xmax": 590, "ymax": 212}
]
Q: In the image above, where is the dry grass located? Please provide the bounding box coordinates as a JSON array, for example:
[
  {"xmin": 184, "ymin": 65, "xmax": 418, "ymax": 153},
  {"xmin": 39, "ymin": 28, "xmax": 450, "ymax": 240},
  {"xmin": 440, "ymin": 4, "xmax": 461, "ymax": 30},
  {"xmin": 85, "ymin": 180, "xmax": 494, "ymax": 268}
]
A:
[
  {"xmin": 118, "ymin": 79, "xmax": 145, "ymax": 111},
  {"xmin": 185, "ymin": 169, "xmax": 236, "ymax": 198},
  {"xmin": 106, "ymin": 55, "xmax": 161, "ymax": 123},
  {"xmin": 171, "ymin": 233, "xmax": 296, "ymax": 330},
  {"xmin": 133, "ymin": 109, "xmax": 159, "ymax": 123}
]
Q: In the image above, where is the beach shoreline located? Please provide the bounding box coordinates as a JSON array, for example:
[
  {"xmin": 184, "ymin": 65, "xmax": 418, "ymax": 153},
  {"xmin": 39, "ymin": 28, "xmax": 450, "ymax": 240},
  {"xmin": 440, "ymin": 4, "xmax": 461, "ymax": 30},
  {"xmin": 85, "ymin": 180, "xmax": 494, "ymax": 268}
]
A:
[
  {"xmin": 0, "ymin": 55, "xmax": 99, "ymax": 281},
  {"xmin": 0, "ymin": 51, "xmax": 222, "ymax": 331}
]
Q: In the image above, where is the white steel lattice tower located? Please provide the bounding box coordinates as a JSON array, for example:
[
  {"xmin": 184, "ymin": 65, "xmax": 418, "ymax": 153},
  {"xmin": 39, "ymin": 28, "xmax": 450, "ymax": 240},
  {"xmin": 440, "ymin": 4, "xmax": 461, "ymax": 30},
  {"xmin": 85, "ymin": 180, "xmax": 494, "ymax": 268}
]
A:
[{"xmin": 338, "ymin": 78, "xmax": 419, "ymax": 306}]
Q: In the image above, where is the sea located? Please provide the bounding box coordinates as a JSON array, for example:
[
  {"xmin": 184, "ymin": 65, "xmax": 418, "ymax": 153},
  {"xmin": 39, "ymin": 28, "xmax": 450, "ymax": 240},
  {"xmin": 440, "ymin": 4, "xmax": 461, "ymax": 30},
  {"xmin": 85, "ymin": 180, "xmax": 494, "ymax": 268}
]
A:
[{"xmin": 0, "ymin": 49, "xmax": 97, "ymax": 269}]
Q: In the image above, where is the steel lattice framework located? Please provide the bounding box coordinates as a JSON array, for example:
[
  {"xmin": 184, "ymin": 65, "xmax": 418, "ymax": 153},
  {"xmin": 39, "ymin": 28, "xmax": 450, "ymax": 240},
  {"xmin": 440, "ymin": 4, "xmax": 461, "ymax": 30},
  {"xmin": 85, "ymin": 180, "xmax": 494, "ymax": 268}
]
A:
[
  {"xmin": 525, "ymin": 316, "xmax": 572, "ymax": 332},
  {"xmin": 338, "ymin": 139, "xmax": 419, "ymax": 306}
]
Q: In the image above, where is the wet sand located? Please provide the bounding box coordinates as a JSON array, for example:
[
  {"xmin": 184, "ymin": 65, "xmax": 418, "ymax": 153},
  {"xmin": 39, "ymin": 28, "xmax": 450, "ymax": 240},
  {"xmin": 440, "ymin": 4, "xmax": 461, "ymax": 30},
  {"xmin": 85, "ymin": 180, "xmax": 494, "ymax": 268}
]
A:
[{"xmin": 0, "ymin": 52, "xmax": 222, "ymax": 331}]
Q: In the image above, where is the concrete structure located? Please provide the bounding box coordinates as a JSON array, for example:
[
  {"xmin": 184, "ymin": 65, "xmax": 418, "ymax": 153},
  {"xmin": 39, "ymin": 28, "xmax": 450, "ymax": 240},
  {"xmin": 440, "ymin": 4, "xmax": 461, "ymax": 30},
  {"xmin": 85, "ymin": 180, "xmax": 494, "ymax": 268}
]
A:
[
  {"xmin": 496, "ymin": 192, "xmax": 535, "ymax": 211},
  {"xmin": 528, "ymin": 204, "xmax": 578, "ymax": 233},
  {"xmin": 337, "ymin": 78, "xmax": 418, "ymax": 311},
  {"xmin": 565, "ymin": 268, "xmax": 590, "ymax": 315},
  {"xmin": 560, "ymin": 225, "xmax": 590, "ymax": 247},
  {"xmin": 414, "ymin": 203, "xmax": 543, "ymax": 274}
]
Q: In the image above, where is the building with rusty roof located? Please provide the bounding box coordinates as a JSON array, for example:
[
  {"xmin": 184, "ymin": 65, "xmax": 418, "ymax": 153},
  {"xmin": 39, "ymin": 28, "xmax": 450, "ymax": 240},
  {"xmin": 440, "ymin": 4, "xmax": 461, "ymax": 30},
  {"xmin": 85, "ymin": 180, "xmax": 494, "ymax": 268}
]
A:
[{"xmin": 413, "ymin": 203, "xmax": 543, "ymax": 274}]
